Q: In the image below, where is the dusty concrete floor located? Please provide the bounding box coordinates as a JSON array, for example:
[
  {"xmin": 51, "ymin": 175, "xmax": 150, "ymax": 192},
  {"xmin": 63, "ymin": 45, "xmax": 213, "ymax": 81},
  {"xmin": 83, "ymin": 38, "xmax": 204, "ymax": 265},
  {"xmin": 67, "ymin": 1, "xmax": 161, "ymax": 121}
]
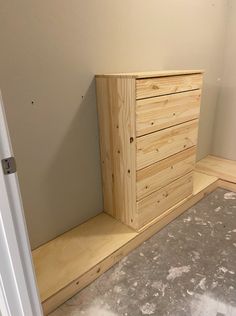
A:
[{"xmin": 50, "ymin": 188, "xmax": 236, "ymax": 316}]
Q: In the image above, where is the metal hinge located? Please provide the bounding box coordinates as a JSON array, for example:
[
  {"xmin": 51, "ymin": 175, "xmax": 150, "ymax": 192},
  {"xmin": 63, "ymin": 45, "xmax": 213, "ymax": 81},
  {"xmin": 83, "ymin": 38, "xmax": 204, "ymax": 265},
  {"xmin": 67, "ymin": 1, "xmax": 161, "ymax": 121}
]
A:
[{"xmin": 1, "ymin": 157, "xmax": 17, "ymax": 175}]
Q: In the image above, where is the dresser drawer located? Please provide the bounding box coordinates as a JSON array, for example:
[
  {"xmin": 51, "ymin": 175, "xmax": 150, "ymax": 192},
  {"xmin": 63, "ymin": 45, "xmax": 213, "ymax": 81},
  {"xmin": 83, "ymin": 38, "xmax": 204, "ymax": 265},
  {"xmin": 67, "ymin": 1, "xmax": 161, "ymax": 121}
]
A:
[
  {"xmin": 136, "ymin": 172, "xmax": 193, "ymax": 228},
  {"xmin": 136, "ymin": 147, "xmax": 196, "ymax": 200},
  {"xmin": 136, "ymin": 90, "xmax": 201, "ymax": 137},
  {"xmin": 136, "ymin": 74, "xmax": 202, "ymax": 100},
  {"xmin": 136, "ymin": 119, "xmax": 198, "ymax": 170}
]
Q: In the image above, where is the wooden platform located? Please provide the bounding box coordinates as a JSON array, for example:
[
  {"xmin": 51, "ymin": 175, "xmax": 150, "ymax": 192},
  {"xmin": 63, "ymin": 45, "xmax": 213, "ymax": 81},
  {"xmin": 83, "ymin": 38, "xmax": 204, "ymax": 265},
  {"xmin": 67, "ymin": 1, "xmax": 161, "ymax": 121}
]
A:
[
  {"xmin": 33, "ymin": 214, "xmax": 138, "ymax": 303},
  {"xmin": 32, "ymin": 155, "xmax": 236, "ymax": 315},
  {"xmin": 33, "ymin": 169, "xmax": 221, "ymax": 315},
  {"xmin": 196, "ymin": 155, "xmax": 236, "ymax": 183}
]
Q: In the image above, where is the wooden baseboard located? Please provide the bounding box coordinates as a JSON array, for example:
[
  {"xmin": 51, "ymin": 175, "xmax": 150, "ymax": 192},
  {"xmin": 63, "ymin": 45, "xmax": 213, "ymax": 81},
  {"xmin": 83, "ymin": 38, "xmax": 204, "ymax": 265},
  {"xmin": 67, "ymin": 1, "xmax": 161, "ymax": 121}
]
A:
[
  {"xmin": 196, "ymin": 155, "xmax": 236, "ymax": 183},
  {"xmin": 33, "ymin": 155, "xmax": 236, "ymax": 315},
  {"xmin": 218, "ymin": 179, "xmax": 236, "ymax": 193}
]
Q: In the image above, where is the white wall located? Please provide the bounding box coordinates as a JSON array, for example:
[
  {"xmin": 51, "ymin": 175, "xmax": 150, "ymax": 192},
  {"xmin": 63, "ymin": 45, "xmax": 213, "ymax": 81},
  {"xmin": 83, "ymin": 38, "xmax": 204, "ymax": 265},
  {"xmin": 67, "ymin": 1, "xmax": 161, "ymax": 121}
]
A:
[
  {"xmin": 0, "ymin": 0, "xmax": 228, "ymax": 249},
  {"xmin": 212, "ymin": 0, "xmax": 236, "ymax": 160}
]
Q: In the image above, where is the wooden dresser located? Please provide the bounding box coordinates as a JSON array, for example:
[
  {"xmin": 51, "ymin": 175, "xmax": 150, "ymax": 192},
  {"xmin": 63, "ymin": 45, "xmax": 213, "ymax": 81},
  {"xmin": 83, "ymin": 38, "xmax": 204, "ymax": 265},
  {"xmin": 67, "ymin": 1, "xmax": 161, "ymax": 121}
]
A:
[{"xmin": 95, "ymin": 70, "xmax": 203, "ymax": 230}]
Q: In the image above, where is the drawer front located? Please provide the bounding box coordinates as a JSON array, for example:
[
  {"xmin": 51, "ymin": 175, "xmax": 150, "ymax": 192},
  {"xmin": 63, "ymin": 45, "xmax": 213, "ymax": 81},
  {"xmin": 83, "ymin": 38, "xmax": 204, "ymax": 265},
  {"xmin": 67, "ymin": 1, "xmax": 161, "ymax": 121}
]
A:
[
  {"xmin": 136, "ymin": 147, "xmax": 196, "ymax": 200},
  {"xmin": 136, "ymin": 119, "xmax": 198, "ymax": 170},
  {"xmin": 136, "ymin": 90, "xmax": 201, "ymax": 137},
  {"xmin": 136, "ymin": 74, "xmax": 203, "ymax": 100},
  {"xmin": 137, "ymin": 172, "xmax": 193, "ymax": 228}
]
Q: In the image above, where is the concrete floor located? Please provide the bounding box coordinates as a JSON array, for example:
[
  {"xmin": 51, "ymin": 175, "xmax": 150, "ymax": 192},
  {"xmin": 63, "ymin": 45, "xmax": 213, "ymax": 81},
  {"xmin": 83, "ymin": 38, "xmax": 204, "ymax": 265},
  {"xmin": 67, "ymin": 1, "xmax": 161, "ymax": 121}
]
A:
[{"xmin": 50, "ymin": 188, "xmax": 236, "ymax": 316}]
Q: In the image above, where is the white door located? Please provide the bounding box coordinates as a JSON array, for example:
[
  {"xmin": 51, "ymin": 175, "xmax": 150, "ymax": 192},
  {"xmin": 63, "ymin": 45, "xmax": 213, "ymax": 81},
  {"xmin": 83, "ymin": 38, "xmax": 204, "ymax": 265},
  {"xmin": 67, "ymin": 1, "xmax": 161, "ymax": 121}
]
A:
[{"xmin": 0, "ymin": 92, "xmax": 43, "ymax": 316}]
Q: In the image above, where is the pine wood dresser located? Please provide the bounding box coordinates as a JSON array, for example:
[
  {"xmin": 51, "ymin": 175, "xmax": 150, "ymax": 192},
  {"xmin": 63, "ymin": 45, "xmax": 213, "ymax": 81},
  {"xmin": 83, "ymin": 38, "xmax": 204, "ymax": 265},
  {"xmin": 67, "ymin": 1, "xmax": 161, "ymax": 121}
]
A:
[{"xmin": 95, "ymin": 70, "xmax": 203, "ymax": 230}]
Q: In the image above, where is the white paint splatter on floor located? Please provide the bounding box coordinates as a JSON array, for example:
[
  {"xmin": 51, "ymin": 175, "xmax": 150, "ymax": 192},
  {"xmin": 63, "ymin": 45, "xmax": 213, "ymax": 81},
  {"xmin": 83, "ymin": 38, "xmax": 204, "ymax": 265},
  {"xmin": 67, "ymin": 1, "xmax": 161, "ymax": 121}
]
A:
[
  {"xmin": 151, "ymin": 280, "xmax": 167, "ymax": 296},
  {"xmin": 191, "ymin": 293, "xmax": 236, "ymax": 316},
  {"xmin": 197, "ymin": 277, "xmax": 206, "ymax": 291},
  {"xmin": 183, "ymin": 216, "xmax": 191, "ymax": 222},
  {"xmin": 219, "ymin": 266, "xmax": 228, "ymax": 273},
  {"xmin": 111, "ymin": 263, "xmax": 126, "ymax": 281},
  {"xmin": 224, "ymin": 192, "xmax": 236, "ymax": 200},
  {"xmin": 187, "ymin": 290, "xmax": 194, "ymax": 296},
  {"xmin": 167, "ymin": 266, "xmax": 191, "ymax": 281},
  {"xmin": 140, "ymin": 302, "xmax": 156, "ymax": 315},
  {"xmin": 72, "ymin": 300, "xmax": 118, "ymax": 316},
  {"xmin": 211, "ymin": 281, "xmax": 218, "ymax": 289}
]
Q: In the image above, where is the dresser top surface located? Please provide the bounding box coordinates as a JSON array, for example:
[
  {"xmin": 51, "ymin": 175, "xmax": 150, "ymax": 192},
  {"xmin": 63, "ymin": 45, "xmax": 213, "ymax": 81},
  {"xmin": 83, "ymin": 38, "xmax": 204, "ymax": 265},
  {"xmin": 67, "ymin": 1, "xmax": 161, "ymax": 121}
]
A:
[{"xmin": 96, "ymin": 69, "xmax": 204, "ymax": 79}]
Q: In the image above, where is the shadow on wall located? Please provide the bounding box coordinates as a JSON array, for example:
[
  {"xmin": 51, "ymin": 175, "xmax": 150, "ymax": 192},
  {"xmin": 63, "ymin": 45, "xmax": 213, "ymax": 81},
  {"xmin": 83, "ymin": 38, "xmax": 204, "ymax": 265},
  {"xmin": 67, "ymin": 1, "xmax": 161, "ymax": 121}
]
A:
[
  {"xmin": 197, "ymin": 78, "xmax": 220, "ymax": 161},
  {"xmin": 38, "ymin": 79, "xmax": 103, "ymax": 245},
  {"xmin": 212, "ymin": 85, "xmax": 236, "ymax": 160}
]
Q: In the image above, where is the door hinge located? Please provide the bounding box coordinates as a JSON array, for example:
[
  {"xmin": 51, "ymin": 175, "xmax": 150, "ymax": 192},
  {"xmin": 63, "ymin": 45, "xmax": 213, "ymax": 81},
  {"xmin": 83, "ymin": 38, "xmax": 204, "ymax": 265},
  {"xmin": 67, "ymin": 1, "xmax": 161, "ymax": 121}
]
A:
[{"xmin": 1, "ymin": 157, "xmax": 17, "ymax": 175}]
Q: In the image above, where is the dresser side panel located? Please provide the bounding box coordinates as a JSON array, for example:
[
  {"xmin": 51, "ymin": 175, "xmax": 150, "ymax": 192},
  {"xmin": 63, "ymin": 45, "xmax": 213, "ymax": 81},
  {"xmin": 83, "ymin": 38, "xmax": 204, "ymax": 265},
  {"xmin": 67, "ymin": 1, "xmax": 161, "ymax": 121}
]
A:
[{"xmin": 96, "ymin": 77, "xmax": 137, "ymax": 227}]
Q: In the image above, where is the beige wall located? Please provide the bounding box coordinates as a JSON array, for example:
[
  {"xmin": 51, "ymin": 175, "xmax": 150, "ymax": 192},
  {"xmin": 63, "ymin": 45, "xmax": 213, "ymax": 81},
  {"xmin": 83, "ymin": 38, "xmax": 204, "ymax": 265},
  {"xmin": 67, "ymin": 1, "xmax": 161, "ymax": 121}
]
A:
[
  {"xmin": 0, "ymin": 0, "xmax": 228, "ymax": 249},
  {"xmin": 212, "ymin": 0, "xmax": 236, "ymax": 160}
]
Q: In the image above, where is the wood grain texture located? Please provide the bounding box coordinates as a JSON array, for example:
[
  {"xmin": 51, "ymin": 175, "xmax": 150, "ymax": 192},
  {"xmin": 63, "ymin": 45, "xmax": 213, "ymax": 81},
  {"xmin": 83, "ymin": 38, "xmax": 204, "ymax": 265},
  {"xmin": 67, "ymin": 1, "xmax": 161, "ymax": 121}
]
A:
[
  {"xmin": 193, "ymin": 171, "xmax": 218, "ymax": 194},
  {"xmin": 96, "ymin": 71, "xmax": 202, "ymax": 229},
  {"xmin": 32, "ymin": 213, "xmax": 137, "ymax": 303},
  {"xmin": 138, "ymin": 171, "xmax": 218, "ymax": 232},
  {"xmin": 137, "ymin": 172, "xmax": 193, "ymax": 228},
  {"xmin": 136, "ymin": 147, "xmax": 196, "ymax": 200},
  {"xmin": 35, "ymin": 171, "xmax": 218, "ymax": 314},
  {"xmin": 218, "ymin": 180, "xmax": 236, "ymax": 193},
  {"xmin": 136, "ymin": 119, "xmax": 199, "ymax": 170},
  {"xmin": 96, "ymin": 77, "xmax": 137, "ymax": 227},
  {"xmin": 136, "ymin": 90, "xmax": 201, "ymax": 136},
  {"xmin": 195, "ymin": 155, "xmax": 236, "ymax": 183},
  {"xmin": 96, "ymin": 69, "xmax": 203, "ymax": 79},
  {"xmin": 136, "ymin": 74, "xmax": 203, "ymax": 99}
]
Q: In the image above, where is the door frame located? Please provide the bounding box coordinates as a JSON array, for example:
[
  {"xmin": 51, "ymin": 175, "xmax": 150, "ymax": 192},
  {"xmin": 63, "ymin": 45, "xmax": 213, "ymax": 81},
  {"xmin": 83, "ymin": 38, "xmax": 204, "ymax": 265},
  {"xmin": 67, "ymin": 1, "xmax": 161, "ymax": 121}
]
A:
[{"xmin": 0, "ymin": 92, "xmax": 42, "ymax": 316}]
